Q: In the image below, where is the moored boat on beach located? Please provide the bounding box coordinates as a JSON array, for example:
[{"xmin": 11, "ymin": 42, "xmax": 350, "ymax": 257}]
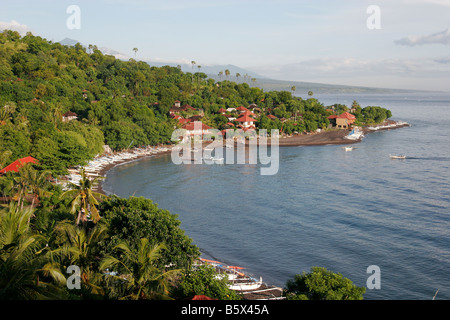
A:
[
  {"xmin": 227, "ymin": 277, "xmax": 263, "ymax": 291},
  {"xmin": 344, "ymin": 128, "xmax": 364, "ymax": 140}
]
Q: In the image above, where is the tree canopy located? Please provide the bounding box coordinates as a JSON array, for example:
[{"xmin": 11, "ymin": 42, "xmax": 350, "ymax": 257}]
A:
[{"xmin": 284, "ymin": 266, "xmax": 366, "ymax": 300}]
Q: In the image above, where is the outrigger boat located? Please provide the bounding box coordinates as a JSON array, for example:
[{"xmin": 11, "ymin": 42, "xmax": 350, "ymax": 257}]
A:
[
  {"xmin": 198, "ymin": 258, "xmax": 284, "ymax": 300},
  {"xmin": 390, "ymin": 155, "xmax": 406, "ymax": 159},
  {"xmin": 227, "ymin": 276, "xmax": 263, "ymax": 291}
]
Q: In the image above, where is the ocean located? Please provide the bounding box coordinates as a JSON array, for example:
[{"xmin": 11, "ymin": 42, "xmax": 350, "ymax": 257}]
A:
[{"xmin": 102, "ymin": 92, "xmax": 450, "ymax": 300}]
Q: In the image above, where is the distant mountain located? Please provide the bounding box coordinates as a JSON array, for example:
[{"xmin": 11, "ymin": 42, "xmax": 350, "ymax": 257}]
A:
[
  {"xmin": 58, "ymin": 38, "xmax": 79, "ymax": 46},
  {"xmin": 98, "ymin": 47, "xmax": 130, "ymax": 60},
  {"xmin": 57, "ymin": 38, "xmax": 131, "ymax": 60},
  {"xmin": 239, "ymin": 78, "xmax": 416, "ymax": 95}
]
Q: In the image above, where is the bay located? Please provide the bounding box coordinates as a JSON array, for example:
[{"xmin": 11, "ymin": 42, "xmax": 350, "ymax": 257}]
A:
[{"xmin": 102, "ymin": 92, "xmax": 450, "ymax": 300}]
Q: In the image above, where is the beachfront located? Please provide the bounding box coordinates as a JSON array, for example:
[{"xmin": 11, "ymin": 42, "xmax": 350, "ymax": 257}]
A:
[
  {"xmin": 60, "ymin": 119, "xmax": 410, "ymax": 189},
  {"xmin": 61, "ymin": 145, "xmax": 173, "ymax": 189}
]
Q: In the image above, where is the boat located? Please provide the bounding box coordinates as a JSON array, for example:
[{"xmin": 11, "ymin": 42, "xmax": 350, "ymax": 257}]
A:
[
  {"xmin": 390, "ymin": 155, "xmax": 406, "ymax": 159},
  {"xmin": 227, "ymin": 277, "xmax": 263, "ymax": 291},
  {"xmin": 344, "ymin": 146, "xmax": 354, "ymax": 151},
  {"xmin": 344, "ymin": 128, "xmax": 364, "ymax": 140}
]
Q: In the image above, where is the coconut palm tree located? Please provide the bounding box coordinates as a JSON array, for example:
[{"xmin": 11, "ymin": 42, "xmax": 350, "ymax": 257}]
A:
[
  {"xmin": 191, "ymin": 60, "xmax": 196, "ymax": 84},
  {"xmin": 100, "ymin": 238, "xmax": 180, "ymax": 300},
  {"xmin": 59, "ymin": 168, "xmax": 108, "ymax": 226},
  {"xmin": 19, "ymin": 165, "xmax": 52, "ymax": 209},
  {"xmin": 0, "ymin": 203, "xmax": 66, "ymax": 299},
  {"xmin": 133, "ymin": 47, "xmax": 138, "ymax": 58},
  {"xmin": 53, "ymin": 221, "xmax": 108, "ymax": 295}
]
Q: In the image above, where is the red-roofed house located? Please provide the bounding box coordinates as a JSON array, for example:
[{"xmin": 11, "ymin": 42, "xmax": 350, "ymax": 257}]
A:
[
  {"xmin": 236, "ymin": 106, "xmax": 249, "ymax": 113},
  {"xmin": 180, "ymin": 121, "xmax": 213, "ymax": 142},
  {"xmin": 0, "ymin": 156, "xmax": 38, "ymax": 175},
  {"xmin": 62, "ymin": 111, "xmax": 78, "ymax": 122},
  {"xmin": 178, "ymin": 118, "xmax": 191, "ymax": 125},
  {"xmin": 336, "ymin": 112, "xmax": 356, "ymax": 129},
  {"xmin": 236, "ymin": 113, "xmax": 256, "ymax": 128}
]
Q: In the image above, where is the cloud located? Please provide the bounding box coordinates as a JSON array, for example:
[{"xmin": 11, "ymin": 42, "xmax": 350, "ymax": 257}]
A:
[
  {"xmin": 395, "ymin": 28, "xmax": 450, "ymax": 46},
  {"xmin": 0, "ymin": 20, "xmax": 32, "ymax": 36}
]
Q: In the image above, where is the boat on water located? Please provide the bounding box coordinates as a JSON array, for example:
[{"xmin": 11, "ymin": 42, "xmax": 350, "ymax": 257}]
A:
[
  {"xmin": 344, "ymin": 128, "xmax": 364, "ymax": 140},
  {"xmin": 344, "ymin": 146, "xmax": 355, "ymax": 151},
  {"xmin": 390, "ymin": 155, "xmax": 406, "ymax": 159}
]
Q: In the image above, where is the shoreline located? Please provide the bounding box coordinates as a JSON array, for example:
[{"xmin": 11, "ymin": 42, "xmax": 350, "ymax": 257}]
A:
[
  {"xmin": 86, "ymin": 119, "xmax": 410, "ymax": 196},
  {"xmin": 84, "ymin": 119, "xmax": 409, "ymax": 298}
]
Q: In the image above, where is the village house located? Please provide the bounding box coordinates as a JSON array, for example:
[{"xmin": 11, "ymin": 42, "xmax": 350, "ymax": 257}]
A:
[
  {"xmin": 62, "ymin": 111, "xmax": 78, "ymax": 122},
  {"xmin": 328, "ymin": 112, "xmax": 356, "ymax": 129},
  {"xmin": 180, "ymin": 121, "xmax": 213, "ymax": 142},
  {"xmin": 0, "ymin": 156, "xmax": 38, "ymax": 175},
  {"xmin": 236, "ymin": 112, "xmax": 256, "ymax": 128},
  {"xmin": 236, "ymin": 106, "xmax": 249, "ymax": 113}
]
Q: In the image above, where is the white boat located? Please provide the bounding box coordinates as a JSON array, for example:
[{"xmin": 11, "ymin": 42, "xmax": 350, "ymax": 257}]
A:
[
  {"xmin": 344, "ymin": 146, "xmax": 354, "ymax": 151},
  {"xmin": 345, "ymin": 128, "xmax": 364, "ymax": 140},
  {"xmin": 227, "ymin": 277, "xmax": 263, "ymax": 291},
  {"xmin": 390, "ymin": 155, "xmax": 406, "ymax": 159}
]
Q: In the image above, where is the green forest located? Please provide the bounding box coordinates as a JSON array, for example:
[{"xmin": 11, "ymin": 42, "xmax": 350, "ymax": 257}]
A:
[
  {"xmin": 0, "ymin": 30, "xmax": 374, "ymax": 300},
  {"xmin": 0, "ymin": 30, "xmax": 391, "ymax": 175}
]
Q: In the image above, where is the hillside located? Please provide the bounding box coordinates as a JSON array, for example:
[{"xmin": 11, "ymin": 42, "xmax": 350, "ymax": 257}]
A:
[{"xmin": 0, "ymin": 30, "xmax": 392, "ymax": 175}]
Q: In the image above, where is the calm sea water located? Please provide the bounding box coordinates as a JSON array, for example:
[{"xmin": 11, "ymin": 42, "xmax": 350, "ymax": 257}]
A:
[{"xmin": 102, "ymin": 92, "xmax": 450, "ymax": 300}]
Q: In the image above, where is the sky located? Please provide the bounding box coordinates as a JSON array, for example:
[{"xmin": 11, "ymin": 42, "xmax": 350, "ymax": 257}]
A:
[{"xmin": 1, "ymin": 0, "xmax": 449, "ymax": 91}]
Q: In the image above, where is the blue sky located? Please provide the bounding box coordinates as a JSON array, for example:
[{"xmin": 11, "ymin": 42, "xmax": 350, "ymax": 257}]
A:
[{"xmin": 1, "ymin": 0, "xmax": 449, "ymax": 91}]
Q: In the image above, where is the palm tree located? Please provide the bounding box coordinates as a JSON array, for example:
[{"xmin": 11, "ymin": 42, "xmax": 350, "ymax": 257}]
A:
[
  {"xmin": 0, "ymin": 203, "xmax": 66, "ymax": 299},
  {"xmin": 197, "ymin": 65, "xmax": 201, "ymax": 87},
  {"xmin": 18, "ymin": 165, "xmax": 52, "ymax": 209},
  {"xmin": 225, "ymin": 69, "xmax": 230, "ymax": 80},
  {"xmin": 100, "ymin": 238, "xmax": 180, "ymax": 300},
  {"xmin": 133, "ymin": 47, "xmax": 138, "ymax": 58},
  {"xmin": 54, "ymin": 222, "xmax": 108, "ymax": 295},
  {"xmin": 191, "ymin": 60, "xmax": 196, "ymax": 84},
  {"xmin": 60, "ymin": 168, "xmax": 108, "ymax": 226},
  {"xmin": 308, "ymin": 90, "xmax": 314, "ymax": 97},
  {"xmin": 236, "ymin": 72, "xmax": 241, "ymax": 82}
]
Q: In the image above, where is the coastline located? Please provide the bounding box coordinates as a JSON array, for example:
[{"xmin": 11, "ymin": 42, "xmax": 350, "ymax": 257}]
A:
[
  {"xmin": 86, "ymin": 119, "xmax": 409, "ymax": 299},
  {"xmin": 90, "ymin": 119, "xmax": 409, "ymax": 195}
]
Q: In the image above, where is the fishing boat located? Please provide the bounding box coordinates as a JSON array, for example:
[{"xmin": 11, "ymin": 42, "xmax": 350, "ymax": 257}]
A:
[
  {"xmin": 344, "ymin": 128, "xmax": 364, "ymax": 140},
  {"xmin": 344, "ymin": 146, "xmax": 354, "ymax": 151},
  {"xmin": 228, "ymin": 277, "xmax": 263, "ymax": 291},
  {"xmin": 390, "ymin": 155, "xmax": 406, "ymax": 159}
]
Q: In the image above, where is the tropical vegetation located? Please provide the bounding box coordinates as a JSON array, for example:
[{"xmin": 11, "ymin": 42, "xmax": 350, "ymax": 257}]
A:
[{"xmin": 0, "ymin": 30, "xmax": 375, "ymax": 300}]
